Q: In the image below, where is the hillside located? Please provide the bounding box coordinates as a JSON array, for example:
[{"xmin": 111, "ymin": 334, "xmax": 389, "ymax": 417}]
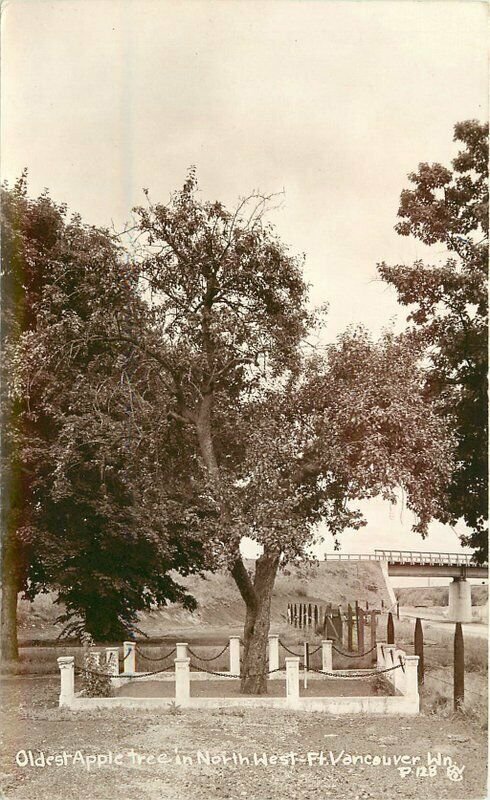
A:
[
  {"xmin": 17, "ymin": 560, "xmax": 393, "ymax": 641},
  {"xmin": 395, "ymin": 584, "xmax": 488, "ymax": 607}
]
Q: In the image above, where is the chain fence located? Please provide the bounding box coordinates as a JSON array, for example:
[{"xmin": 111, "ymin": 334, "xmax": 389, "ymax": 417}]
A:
[
  {"xmin": 279, "ymin": 641, "xmax": 302, "ymax": 657},
  {"xmin": 331, "ymin": 643, "xmax": 377, "ymax": 658},
  {"xmin": 134, "ymin": 646, "xmax": 177, "ymax": 663},
  {"xmin": 306, "ymin": 662, "xmax": 405, "ymax": 680},
  {"xmin": 187, "ymin": 643, "xmax": 230, "ymax": 662},
  {"xmin": 188, "ymin": 662, "xmax": 284, "ymax": 679},
  {"xmin": 76, "ymin": 664, "xmax": 173, "ymax": 680},
  {"xmin": 77, "ymin": 659, "xmax": 404, "ymax": 683}
]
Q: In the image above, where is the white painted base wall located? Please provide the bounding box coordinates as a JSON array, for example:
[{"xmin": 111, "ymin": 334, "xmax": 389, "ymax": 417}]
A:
[{"xmin": 67, "ymin": 693, "xmax": 419, "ymax": 715}]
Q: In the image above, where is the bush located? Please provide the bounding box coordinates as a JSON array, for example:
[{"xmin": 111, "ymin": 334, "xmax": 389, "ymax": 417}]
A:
[
  {"xmin": 81, "ymin": 652, "xmax": 113, "ymax": 697},
  {"xmin": 426, "ymin": 690, "xmax": 451, "ymax": 717}
]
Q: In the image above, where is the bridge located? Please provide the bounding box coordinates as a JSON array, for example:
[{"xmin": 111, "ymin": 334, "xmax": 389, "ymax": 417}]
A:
[
  {"xmin": 322, "ymin": 550, "xmax": 488, "ymax": 623},
  {"xmin": 374, "ymin": 550, "xmax": 488, "ymax": 579},
  {"xmin": 323, "ymin": 550, "xmax": 488, "ymax": 577}
]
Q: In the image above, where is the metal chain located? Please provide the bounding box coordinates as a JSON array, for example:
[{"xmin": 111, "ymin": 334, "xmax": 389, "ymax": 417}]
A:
[
  {"xmin": 76, "ymin": 664, "xmax": 173, "ymax": 680},
  {"xmin": 135, "ymin": 646, "xmax": 176, "ymax": 662},
  {"xmin": 189, "ymin": 661, "xmax": 285, "ymax": 679},
  {"xmin": 306, "ymin": 662, "xmax": 404, "ymax": 680},
  {"xmin": 187, "ymin": 642, "xmax": 230, "ymax": 662},
  {"xmin": 189, "ymin": 662, "xmax": 240, "ymax": 678},
  {"xmin": 282, "ymin": 641, "xmax": 377, "ymax": 659},
  {"xmin": 331, "ymin": 643, "xmax": 377, "ymax": 658},
  {"xmin": 279, "ymin": 641, "xmax": 302, "ymax": 656},
  {"xmin": 77, "ymin": 660, "xmax": 402, "ymax": 683}
]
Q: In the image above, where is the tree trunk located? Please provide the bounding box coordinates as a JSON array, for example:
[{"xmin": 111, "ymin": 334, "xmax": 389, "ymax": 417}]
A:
[
  {"xmin": 239, "ymin": 549, "xmax": 280, "ymax": 695},
  {"xmin": 0, "ymin": 531, "xmax": 20, "ymax": 661},
  {"xmin": 193, "ymin": 390, "xmax": 282, "ymax": 695}
]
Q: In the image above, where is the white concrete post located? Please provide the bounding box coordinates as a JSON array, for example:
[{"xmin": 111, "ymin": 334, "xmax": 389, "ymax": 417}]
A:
[
  {"xmin": 393, "ymin": 648, "xmax": 405, "ymax": 693},
  {"xmin": 285, "ymin": 657, "xmax": 300, "ymax": 706},
  {"xmin": 58, "ymin": 656, "xmax": 75, "ymax": 707},
  {"xmin": 175, "ymin": 657, "xmax": 190, "ymax": 705},
  {"xmin": 377, "ymin": 642, "xmax": 387, "ymax": 669},
  {"xmin": 403, "ymin": 655, "xmax": 420, "ymax": 710},
  {"xmin": 123, "ymin": 641, "xmax": 136, "ymax": 674},
  {"xmin": 176, "ymin": 642, "xmax": 188, "ymax": 660},
  {"xmin": 268, "ymin": 634, "xmax": 279, "ymax": 672},
  {"xmin": 105, "ymin": 647, "xmax": 119, "ymax": 676},
  {"xmin": 322, "ymin": 640, "xmax": 333, "ymax": 672},
  {"xmin": 384, "ymin": 645, "xmax": 396, "ymax": 688},
  {"xmin": 229, "ymin": 637, "xmax": 241, "ymax": 675}
]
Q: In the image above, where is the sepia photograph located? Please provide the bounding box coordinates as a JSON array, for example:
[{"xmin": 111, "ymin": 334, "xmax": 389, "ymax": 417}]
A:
[{"xmin": 0, "ymin": 1, "xmax": 488, "ymax": 798}]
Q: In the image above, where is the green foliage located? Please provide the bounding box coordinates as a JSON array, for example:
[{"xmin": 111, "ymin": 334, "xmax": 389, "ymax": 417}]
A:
[
  {"xmin": 378, "ymin": 120, "xmax": 488, "ymax": 558},
  {"xmin": 81, "ymin": 652, "xmax": 113, "ymax": 698},
  {"xmin": 228, "ymin": 328, "xmax": 454, "ymax": 561},
  {"xmin": 131, "ymin": 174, "xmax": 453, "ymax": 563},
  {"xmin": 1, "ymin": 176, "xmax": 210, "ymax": 642},
  {"xmin": 1, "ymin": 167, "xmax": 461, "ymax": 685}
]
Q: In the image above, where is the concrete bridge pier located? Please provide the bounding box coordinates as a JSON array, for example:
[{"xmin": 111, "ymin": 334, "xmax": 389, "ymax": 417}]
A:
[{"xmin": 448, "ymin": 578, "xmax": 472, "ymax": 623}]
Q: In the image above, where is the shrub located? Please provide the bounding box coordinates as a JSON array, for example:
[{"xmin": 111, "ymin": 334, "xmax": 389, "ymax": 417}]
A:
[
  {"xmin": 81, "ymin": 652, "xmax": 113, "ymax": 697},
  {"xmin": 426, "ymin": 690, "xmax": 451, "ymax": 717}
]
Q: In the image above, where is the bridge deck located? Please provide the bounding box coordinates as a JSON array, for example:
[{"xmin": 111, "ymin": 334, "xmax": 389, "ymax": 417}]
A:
[{"xmin": 322, "ymin": 550, "xmax": 488, "ymax": 578}]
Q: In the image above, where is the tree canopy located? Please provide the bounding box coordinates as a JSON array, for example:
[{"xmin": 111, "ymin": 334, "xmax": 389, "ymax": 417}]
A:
[
  {"xmin": 121, "ymin": 173, "xmax": 454, "ymax": 692},
  {"xmin": 1, "ymin": 175, "xmax": 210, "ymax": 650},
  {"xmin": 378, "ymin": 120, "xmax": 488, "ymax": 559},
  {"xmin": 2, "ymin": 169, "xmax": 458, "ymax": 692}
]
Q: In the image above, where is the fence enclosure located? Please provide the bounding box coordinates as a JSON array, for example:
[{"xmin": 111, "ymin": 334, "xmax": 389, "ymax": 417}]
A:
[{"xmin": 58, "ymin": 627, "xmax": 419, "ymax": 715}]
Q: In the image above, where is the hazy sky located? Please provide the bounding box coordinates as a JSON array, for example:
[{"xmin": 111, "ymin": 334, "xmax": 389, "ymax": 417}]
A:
[{"xmin": 2, "ymin": 0, "xmax": 488, "ymax": 564}]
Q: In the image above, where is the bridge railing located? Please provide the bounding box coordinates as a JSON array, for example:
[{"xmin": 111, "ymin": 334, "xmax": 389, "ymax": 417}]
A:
[
  {"xmin": 322, "ymin": 551, "xmax": 487, "ymax": 567},
  {"xmin": 322, "ymin": 553, "xmax": 382, "ymax": 561},
  {"xmin": 374, "ymin": 550, "xmax": 483, "ymax": 567}
]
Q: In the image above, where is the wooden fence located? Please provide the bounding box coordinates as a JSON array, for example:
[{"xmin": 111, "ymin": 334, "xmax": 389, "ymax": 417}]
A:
[{"xmin": 286, "ymin": 602, "xmax": 380, "ymax": 655}]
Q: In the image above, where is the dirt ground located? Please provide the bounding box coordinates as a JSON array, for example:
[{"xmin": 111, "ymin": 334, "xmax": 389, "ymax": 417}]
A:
[{"xmin": 0, "ymin": 676, "xmax": 487, "ymax": 800}]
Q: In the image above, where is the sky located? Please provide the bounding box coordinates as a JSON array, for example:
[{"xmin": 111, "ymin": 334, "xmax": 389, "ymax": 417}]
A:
[{"xmin": 1, "ymin": 0, "xmax": 488, "ymax": 573}]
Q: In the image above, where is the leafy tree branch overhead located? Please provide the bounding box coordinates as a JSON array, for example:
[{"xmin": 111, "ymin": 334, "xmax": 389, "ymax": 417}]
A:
[
  {"xmin": 378, "ymin": 120, "xmax": 488, "ymax": 559},
  {"xmin": 1, "ymin": 120, "xmax": 480, "ymax": 694},
  {"xmin": 0, "ymin": 174, "xmax": 211, "ymax": 655},
  {"xmin": 119, "ymin": 172, "xmax": 455, "ymax": 694}
]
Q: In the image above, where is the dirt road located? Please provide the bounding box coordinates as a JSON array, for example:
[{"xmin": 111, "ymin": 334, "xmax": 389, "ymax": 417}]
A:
[{"xmin": 400, "ymin": 607, "xmax": 488, "ymax": 640}]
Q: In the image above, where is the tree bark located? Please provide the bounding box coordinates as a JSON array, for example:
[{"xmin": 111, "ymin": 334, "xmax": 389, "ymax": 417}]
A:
[
  {"xmin": 196, "ymin": 393, "xmax": 219, "ymax": 478},
  {"xmin": 193, "ymin": 387, "xmax": 282, "ymax": 695},
  {"xmin": 0, "ymin": 531, "xmax": 20, "ymax": 661},
  {"xmin": 239, "ymin": 549, "xmax": 281, "ymax": 694}
]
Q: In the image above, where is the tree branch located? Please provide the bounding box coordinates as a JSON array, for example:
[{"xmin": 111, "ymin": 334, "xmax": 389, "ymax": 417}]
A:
[{"xmin": 231, "ymin": 556, "xmax": 257, "ymax": 611}]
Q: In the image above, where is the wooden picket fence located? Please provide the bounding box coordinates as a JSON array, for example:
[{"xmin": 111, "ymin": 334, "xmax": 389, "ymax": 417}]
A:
[{"xmin": 286, "ymin": 601, "xmax": 380, "ymax": 656}]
